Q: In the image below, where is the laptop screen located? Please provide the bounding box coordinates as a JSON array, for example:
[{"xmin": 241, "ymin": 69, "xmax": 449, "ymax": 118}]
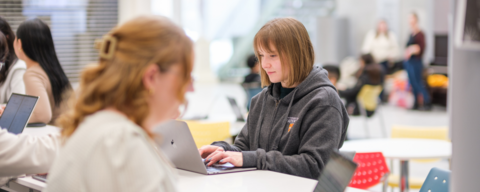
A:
[
  {"xmin": 313, "ymin": 151, "xmax": 358, "ymax": 192},
  {"xmin": 0, "ymin": 93, "xmax": 38, "ymax": 134},
  {"xmin": 227, "ymin": 97, "xmax": 245, "ymax": 122}
]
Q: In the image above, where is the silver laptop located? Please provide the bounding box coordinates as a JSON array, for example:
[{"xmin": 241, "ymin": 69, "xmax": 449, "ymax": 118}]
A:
[{"xmin": 153, "ymin": 120, "xmax": 256, "ymax": 175}]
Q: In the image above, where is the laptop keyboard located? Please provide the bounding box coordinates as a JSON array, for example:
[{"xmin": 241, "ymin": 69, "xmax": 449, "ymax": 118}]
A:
[{"xmin": 206, "ymin": 166, "xmax": 232, "ymax": 173}]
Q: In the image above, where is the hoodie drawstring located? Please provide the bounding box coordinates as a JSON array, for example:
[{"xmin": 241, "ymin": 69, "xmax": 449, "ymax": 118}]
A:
[
  {"xmin": 272, "ymin": 89, "xmax": 297, "ymax": 150},
  {"xmin": 254, "ymin": 92, "xmax": 269, "ymax": 149}
]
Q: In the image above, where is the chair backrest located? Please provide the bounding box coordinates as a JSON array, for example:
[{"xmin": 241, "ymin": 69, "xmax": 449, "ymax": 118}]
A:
[
  {"xmin": 391, "ymin": 125, "xmax": 449, "ymax": 163},
  {"xmin": 357, "ymin": 85, "xmax": 383, "ymax": 111},
  {"xmin": 419, "ymin": 167, "xmax": 450, "ymax": 192},
  {"xmin": 349, "ymin": 152, "xmax": 390, "ymax": 189},
  {"xmin": 184, "ymin": 121, "xmax": 230, "ymax": 148},
  {"xmin": 391, "ymin": 125, "xmax": 449, "ymax": 141}
]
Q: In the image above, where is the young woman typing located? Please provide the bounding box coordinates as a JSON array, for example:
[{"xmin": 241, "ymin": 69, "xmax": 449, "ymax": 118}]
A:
[
  {"xmin": 199, "ymin": 18, "xmax": 349, "ymax": 179},
  {"xmin": 44, "ymin": 16, "xmax": 193, "ymax": 192},
  {"xmin": 13, "ymin": 19, "xmax": 72, "ymax": 125}
]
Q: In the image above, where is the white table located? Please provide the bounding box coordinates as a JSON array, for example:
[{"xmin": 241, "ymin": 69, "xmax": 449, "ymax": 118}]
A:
[
  {"xmin": 6, "ymin": 125, "xmax": 370, "ymax": 192},
  {"xmin": 6, "ymin": 170, "xmax": 369, "ymax": 192},
  {"xmin": 22, "ymin": 125, "xmax": 60, "ymax": 136},
  {"xmin": 340, "ymin": 138, "xmax": 452, "ymax": 192}
]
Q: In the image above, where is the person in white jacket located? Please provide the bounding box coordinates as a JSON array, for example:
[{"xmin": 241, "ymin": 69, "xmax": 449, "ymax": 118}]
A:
[
  {"xmin": 0, "ymin": 17, "xmax": 26, "ymax": 103},
  {"xmin": 44, "ymin": 16, "xmax": 194, "ymax": 192},
  {"xmin": 361, "ymin": 19, "xmax": 400, "ymax": 74}
]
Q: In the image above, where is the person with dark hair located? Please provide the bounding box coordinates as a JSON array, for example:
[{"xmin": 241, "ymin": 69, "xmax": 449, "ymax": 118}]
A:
[
  {"xmin": 0, "ymin": 17, "xmax": 26, "ymax": 103},
  {"xmin": 323, "ymin": 65, "xmax": 341, "ymax": 87},
  {"xmin": 13, "ymin": 18, "xmax": 72, "ymax": 124},
  {"xmin": 243, "ymin": 54, "xmax": 261, "ymax": 83},
  {"xmin": 404, "ymin": 12, "xmax": 430, "ymax": 110},
  {"xmin": 339, "ymin": 54, "xmax": 383, "ymax": 117}
]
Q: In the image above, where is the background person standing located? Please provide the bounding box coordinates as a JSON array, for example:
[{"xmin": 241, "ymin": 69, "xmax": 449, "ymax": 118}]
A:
[{"xmin": 403, "ymin": 12, "xmax": 430, "ymax": 110}]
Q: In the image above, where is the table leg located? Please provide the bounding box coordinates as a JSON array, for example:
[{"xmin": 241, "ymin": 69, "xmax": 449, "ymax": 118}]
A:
[{"xmin": 400, "ymin": 160, "xmax": 409, "ymax": 192}]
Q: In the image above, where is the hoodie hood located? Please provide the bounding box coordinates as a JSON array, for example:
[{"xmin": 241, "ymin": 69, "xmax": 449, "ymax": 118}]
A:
[{"xmin": 268, "ymin": 65, "xmax": 336, "ymax": 103}]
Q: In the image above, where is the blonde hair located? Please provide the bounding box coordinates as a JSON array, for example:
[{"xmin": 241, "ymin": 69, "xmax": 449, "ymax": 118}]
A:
[
  {"xmin": 57, "ymin": 16, "xmax": 193, "ymax": 138},
  {"xmin": 253, "ymin": 17, "xmax": 314, "ymax": 87}
]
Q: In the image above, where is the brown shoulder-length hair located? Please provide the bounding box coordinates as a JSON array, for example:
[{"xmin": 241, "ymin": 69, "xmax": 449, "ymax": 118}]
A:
[
  {"xmin": 57, "ymin": 16, "xmax": 193, "ymax": 139},
  {"xmin": 253, "ymin": 17, "xmax": 314, "ymax": 87}
]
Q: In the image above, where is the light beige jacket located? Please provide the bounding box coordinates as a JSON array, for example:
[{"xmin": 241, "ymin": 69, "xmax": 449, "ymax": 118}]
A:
[
  {"xmin": 24, "ymin": 65, "xmax": 66, "ymax": 124},
  {"xmin": 361, "ymin": 30, "xmax": 400, "ymax": 62}
]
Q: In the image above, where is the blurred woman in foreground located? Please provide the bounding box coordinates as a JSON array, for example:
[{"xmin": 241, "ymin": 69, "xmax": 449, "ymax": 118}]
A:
[{"xmin": 45, "ymin": 16, "xmax": 193, "ymax": 192}]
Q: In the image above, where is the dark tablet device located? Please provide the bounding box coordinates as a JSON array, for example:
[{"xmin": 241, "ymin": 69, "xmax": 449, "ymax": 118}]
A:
[
  {"xmin": 0, "ymin": 93, "xmax": 38, "ymax": 134},
  {"xmin": 313, "ymin": 151, "xmax": 358, "ymax": 192}
]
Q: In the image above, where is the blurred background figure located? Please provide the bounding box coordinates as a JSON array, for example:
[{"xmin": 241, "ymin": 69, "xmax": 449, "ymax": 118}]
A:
[
  {"xmin": 339, "ymin": 54, "xmax": 383, "ymax": 117},
  {"xmin": 242, "ymin": 54, "xmax": 262, "ymax": 111},
  {"xmin": 361, "ymin": 19, "xmax": 400, "ymax": 75},
  {"xmin": 403, "ymin": 12, "xmax": 430, "ymax": 110},
  {"xmin": 243, "ymin": 54, "xmax": 260, "ymax": 84},
  {"xmin": 323, "ymin": 65, "xmax": 341, "ymax": 87}
]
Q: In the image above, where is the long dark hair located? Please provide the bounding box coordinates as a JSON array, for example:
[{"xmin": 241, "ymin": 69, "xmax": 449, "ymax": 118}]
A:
[
  {"xmin": 0, "ymin": 17, "xmax": 18, "ymax": 84},
  {"xmin": 16, "ymin": 18, "xmax": 71, "ymax": 106},
  {"xmin": 0, "ymin": 32, "xmax": 8, "ymax": 64}
]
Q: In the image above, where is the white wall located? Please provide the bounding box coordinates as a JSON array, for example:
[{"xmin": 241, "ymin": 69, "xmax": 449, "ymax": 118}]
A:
[
  {"xmin": 449, "ymin": 0, "xmax": 480, "ymax": 191},
  {"xmin": 434, "ymin": 0, "xmax": 450, "ymax": 34},
  {"xmin": 118, "ymin": 0, "xmax": 152, "ymax": 24},
  {"xmin": 336, "ymin": 0, "xmax": 377, "ymax": 57}
]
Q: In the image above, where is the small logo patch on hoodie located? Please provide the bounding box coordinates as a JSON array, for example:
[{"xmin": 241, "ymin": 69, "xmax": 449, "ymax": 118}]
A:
[{"xmin": 287, "ymin": 117, "xmax": 299, "ymax": 132}]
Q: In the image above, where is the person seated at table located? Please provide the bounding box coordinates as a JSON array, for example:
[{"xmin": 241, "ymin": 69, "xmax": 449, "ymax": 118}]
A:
[
  {"xmin": 322, "ymin": 64, "xmax": 341, "ymax": 87},
  {"xmin": 0, "ymin": 17, "xmax": 26, "ymax": 103},
  {"xmin": 339, "ymin": 54, "xmax": 383, "ymax": 117},
  {"xmin": 198, "ymin": 18, "xmax": 349, "ymax": 179},
  {"xmin": 243, "ymin": 54, "xmax": 261, "ymax": 83},
  {"xmin": 44, "ymin": 15, "xmax": 193, "ymax": 192},
  {"xmin": 14, "ymin": 18, "xmax": 72, "ymax": 125}
]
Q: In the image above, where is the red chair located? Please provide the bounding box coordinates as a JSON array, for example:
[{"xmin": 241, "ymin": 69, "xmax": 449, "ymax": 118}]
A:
[{"xmin": 349, "ymin": 152, "xmax": 390, "ymax": 191}]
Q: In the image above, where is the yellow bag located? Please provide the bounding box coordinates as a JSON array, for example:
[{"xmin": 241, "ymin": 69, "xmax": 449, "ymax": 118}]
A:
[{"xmin": 427, "ymin": 74, "xmax": 448, "ymax": 88}]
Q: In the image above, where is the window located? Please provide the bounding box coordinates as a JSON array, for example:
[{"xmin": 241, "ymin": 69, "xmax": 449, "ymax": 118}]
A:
[{"xmin": 0, "ymin": 0, "xmax": 118, "ymax": 83}]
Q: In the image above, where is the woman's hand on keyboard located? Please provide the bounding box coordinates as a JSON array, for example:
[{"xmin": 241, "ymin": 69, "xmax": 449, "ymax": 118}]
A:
[
  {"xmin": 199, "ymin": 145, "xmax": 223, "ymax": 159},
  {"xmin": 205, "ymin": 150, "xmax": 243, "ymax": 167}
]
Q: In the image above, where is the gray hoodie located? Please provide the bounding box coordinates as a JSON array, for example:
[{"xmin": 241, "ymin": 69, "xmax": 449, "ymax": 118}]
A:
[{"xmin": 213, "ymin": 66, "xmax": 349, "ymax": 179}]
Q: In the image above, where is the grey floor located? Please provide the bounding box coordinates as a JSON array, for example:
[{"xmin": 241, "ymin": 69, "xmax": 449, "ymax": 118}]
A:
[{"xmin": 184, "ymin": 83, "xmax": 450, "ymax": 192}]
